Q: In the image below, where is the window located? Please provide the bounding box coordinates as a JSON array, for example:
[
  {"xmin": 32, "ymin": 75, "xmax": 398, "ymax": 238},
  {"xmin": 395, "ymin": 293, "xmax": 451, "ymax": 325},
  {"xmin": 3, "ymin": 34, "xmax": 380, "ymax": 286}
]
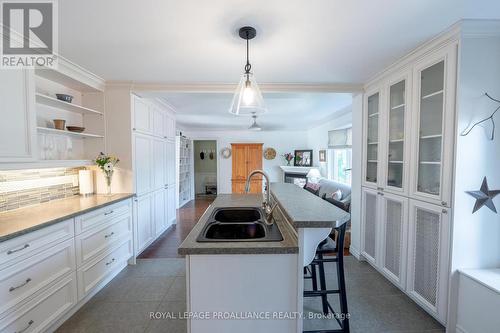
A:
[
  {"xmin": 327, "ymin": 127, "xmax": 352, "ymax": 185},
  {"xmin": 328, "ymin": 148, "xmax": 352, "ymax": 185}
]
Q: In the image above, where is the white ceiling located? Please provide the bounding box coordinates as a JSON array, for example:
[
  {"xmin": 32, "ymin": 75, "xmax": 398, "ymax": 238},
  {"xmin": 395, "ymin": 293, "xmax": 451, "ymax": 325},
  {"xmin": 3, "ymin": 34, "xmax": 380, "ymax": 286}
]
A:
[
  {"xmin": 153, "ymin": 92, "xmax": 352, "ymax": 131},
  {"xmin": 59, "ymin": 0, "xmax": 500, "ymax": 85}
]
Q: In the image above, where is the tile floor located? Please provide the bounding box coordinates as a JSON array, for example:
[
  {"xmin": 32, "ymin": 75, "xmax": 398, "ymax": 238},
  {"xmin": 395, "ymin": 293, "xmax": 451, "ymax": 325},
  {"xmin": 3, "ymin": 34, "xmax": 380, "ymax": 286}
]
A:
[{"xmin": 57, "ymin": 256, "xmax": 444, "ymax": 333}]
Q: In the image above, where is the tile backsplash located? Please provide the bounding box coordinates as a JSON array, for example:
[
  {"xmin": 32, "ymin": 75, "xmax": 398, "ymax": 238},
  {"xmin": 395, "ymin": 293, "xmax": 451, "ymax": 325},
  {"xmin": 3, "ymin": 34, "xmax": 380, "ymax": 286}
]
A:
[{"xmin": 0, "ymin": 167, "xmax": 83, "ymax": 212}]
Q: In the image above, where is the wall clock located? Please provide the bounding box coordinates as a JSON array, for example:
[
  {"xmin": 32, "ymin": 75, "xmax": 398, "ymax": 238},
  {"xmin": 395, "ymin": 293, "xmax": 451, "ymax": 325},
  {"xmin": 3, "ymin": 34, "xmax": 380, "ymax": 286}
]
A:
[
  {"xmin": 220, "ymin": 147, "xmax": 232, "ymax": 159},
  {"xmin": 264, "ymin": 148, "xmax": 276, "ymax": 160}
]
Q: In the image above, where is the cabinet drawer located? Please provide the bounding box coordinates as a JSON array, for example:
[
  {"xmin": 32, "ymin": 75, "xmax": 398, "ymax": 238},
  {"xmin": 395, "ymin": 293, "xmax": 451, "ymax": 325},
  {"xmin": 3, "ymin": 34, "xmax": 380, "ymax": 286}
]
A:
[
  {"xmin": 75, "ymin": 214, "xmax": 132, "ymax": 266},
  {"xmin": 75, "ymin": 199, "xmax": 132, "ymax": 235},
  {"xmin": 0, "ymin": 219, "xmax": 74, "ymax": 270},
  {"xmin": 0, "ymin": 272, "xmax": 77, "ymax": 333},
  {"xmin": 0, "ymin": 239, "xmax": 75, "ymax": 318},
  {"xmin": 77, "ymin": 238, "xmax": 132, "ymax": 299}
]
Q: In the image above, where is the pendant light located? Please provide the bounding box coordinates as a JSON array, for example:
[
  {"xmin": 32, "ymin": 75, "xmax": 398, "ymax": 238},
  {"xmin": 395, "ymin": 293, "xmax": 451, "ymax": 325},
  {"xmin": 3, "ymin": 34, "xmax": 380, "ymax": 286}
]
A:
[
  {"xmin": 248, "ymin": 113, "xmax": 262, "ymax": 131},
  {"xmin": 229, "ymin": 26, "xmax": 267, "ymax": 116}
]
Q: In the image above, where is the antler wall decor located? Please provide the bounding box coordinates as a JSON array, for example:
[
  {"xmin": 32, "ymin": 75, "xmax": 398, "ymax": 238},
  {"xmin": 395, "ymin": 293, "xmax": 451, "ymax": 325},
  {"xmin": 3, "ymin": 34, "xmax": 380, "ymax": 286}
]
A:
[{"xmin": 460, "ymin": 92, "xmax": 500, "ymax": 141}]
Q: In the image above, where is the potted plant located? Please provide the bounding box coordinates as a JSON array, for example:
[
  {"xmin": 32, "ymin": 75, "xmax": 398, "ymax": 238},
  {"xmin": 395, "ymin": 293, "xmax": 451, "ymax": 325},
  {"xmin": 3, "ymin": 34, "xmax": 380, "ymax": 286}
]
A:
[
  {"xmin": 283, "ymin": 152, "xmax": 294, "ymax": 166},
  {"xmin": 94, "ymin": 152, "xmax": 120, "ymax": 196}
]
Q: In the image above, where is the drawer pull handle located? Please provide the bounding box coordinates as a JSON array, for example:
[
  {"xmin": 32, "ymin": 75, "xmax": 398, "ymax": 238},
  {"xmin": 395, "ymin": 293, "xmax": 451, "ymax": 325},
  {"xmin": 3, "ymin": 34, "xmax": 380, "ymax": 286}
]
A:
[
  {"xmin": 7, "ymin": 244, "xmax": 30, "ymax": 255},
  {"xmin": 9, "ymin": 278, "xmax": 32, "ymax": 292},
  {"xmin": 104, "ymin": 210, "xmax": 114, "ymax": 216},
  {"xmin": 106, "ymin": 258, "xmax": 115, "ymax": 266},
  {"xmin": 104, "ymin": 232, "xmax": 115, "ymax": 239},
  {"xmin": 15, "ymin": 320, "xmax": 34, "ymax": 333}
]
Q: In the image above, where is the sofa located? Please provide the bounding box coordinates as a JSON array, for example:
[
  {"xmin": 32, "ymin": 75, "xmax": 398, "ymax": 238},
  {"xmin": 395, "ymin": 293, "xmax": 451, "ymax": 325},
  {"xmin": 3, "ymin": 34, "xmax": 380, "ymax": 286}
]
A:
[{"xmin": 304, "ymin": 178, "xmax": 351, "ymax": 249}]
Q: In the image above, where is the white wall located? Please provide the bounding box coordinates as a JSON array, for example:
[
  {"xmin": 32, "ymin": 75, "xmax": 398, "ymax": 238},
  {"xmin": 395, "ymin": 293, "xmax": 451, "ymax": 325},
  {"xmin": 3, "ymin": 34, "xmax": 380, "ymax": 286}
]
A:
[
  {"xmin": 307, "ymin": 106, "xmax": 352, "ymax": 176},
  {"xmin": 448, "ymin": 34, "xmax": 500, "ymax": 328},
  {"xmin": 182, "ymin": 130, "xmax": 310, "ymax": 194},
  {"xmin": 349, "ymin": 94, "xmax": 363, "ymax": 259}
]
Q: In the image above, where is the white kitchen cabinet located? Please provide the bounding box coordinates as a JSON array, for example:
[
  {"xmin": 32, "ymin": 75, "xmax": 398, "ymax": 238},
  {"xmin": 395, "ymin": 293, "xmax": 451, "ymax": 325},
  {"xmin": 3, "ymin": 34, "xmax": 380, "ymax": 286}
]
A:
[
  {"xmin": 379, "ymin": 192, "xmax": 408, "ymax": 289},
  {"xmin": 132, "ymin": 96, "xmax": 153, "ymax": 135},
  {"xmin": 135, "ymin": 193, "xmax": 155, "ymax": 254},
  {"xmin": 382, "ymin": 71, "xmax": 412, "ymax": 195},
  {"xmin": 153, "ymin": 105, "xmax": 165, "ymax": 138},
  {"xmin": 153, "ymin": 137, "xmax": 167, "ymax": 190},
  {"xmin": 361, "ymin": 187, "xmax": 379, "ymax": 265},
  {"xmin": 153, "ymin": 188, "xmax": 168, "ymax": 237},
  {"xmin": 410, "ymin": 45, "xmax": 457, "ymax": 208},
  {"xmin": 406, "ymin": 199, "xmax": 450, "ymax": 323},
  {"xmin": 165, "ymin": 113, "xmax": 176, "ymax": 140},
  {"xmin": 0, "ymin": 69, "xmax": 36, "ymax": 162},
  {"xmin": 166, "ymin": 140, "xmax": 176, "ymax": 186},
  {"xmin": 362, "ymin": 88, "xmax": 382, "ymax": 189},
  {"xmin": 133, "ymin": 133, "xmax": 154, "ymax": 195},
  {"xmin": 167, "ymin": 184, "xmax": 176, "ymax": 225}
]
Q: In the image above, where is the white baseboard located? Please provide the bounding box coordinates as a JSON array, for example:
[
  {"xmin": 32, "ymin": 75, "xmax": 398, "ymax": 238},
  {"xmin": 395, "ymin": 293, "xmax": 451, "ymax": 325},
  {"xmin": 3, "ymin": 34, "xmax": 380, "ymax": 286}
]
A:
[
  {"xmin": 455, "ymin": 325, "xmax": 468, "ymax": 333},
  {"xmin": 349, "ymin": 245, "xmax": 362, "ymax": 260}
]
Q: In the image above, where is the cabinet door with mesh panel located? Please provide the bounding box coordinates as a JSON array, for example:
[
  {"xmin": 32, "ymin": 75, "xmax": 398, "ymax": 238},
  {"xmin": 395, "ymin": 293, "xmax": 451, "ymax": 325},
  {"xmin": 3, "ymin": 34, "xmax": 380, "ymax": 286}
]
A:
[
  {"xmin": 361, "ymin": 187, "xmax": 380, "ymax": 265},
  {"xmin": 380, "ymin": 193, "xmax": 408, "ymax": 289},
  {"xmin": 406, "ymin": 199, "xmax": 450, "ymax": 323}
]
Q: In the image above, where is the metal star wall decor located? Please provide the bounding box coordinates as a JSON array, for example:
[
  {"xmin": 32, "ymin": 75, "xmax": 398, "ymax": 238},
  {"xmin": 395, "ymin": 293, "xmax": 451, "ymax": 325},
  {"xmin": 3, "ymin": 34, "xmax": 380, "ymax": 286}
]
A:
[{"xmin": 466, "ymin": 177, "xmax": 500, "ymax": 213}]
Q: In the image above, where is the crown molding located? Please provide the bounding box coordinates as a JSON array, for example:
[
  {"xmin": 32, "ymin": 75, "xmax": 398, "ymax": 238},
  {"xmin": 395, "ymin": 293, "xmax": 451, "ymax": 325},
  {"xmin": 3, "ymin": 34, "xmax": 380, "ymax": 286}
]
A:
[{"xmin": 126, "ymin": 82, "xmax": 363, "ymax": 94}]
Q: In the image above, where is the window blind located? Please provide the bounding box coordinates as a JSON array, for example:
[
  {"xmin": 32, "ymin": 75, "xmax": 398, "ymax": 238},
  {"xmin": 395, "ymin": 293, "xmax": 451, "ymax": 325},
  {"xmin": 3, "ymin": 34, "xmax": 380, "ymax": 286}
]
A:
[{"xmin": 328, "ymin": 127, "xmax": 352, "ymax": 149}]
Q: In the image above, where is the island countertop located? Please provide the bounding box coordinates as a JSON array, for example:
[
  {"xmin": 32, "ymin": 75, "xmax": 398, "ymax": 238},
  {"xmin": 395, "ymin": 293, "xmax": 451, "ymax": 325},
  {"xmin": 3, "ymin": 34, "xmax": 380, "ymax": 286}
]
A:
[
  {"xmin": 0, "ymin": 193, "xmax": 134, "ymax": 242},
  {"xmin": 270, "ymin": 182, "xmax": 350, "ymax": 228},
  {"xmin": 178, "ymin": 194, "xmax": 299, "ymax": 255}
]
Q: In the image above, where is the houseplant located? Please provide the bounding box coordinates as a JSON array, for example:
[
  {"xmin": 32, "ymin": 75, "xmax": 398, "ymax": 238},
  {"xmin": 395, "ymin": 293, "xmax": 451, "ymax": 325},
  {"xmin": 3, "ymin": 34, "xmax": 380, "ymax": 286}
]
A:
[
  {"xmin": 283, "ymin": 152, "xmax": 294, "ymax": 166},
  {"xmin": 94, "ymin": 152, "xmax": 120, "ymax": 196}
]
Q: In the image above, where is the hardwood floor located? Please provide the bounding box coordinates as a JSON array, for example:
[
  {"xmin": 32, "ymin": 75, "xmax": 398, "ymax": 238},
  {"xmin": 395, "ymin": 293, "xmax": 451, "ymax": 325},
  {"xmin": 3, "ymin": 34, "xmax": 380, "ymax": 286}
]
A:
[{"xmin": 138, "ymin": 197, "xmax": 215, "ymax": 258}]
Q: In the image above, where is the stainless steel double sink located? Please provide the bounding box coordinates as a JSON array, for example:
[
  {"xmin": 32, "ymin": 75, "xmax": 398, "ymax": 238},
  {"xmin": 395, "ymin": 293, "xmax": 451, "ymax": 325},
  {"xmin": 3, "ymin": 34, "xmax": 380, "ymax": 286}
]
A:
[{"xmin": 196, "ymin": 207, "xmax": 283, "ymax": 242}]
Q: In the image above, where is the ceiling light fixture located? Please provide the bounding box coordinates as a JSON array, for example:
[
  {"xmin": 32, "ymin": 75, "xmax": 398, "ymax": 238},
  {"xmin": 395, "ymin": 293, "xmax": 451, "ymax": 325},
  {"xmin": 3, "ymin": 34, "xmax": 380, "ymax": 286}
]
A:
[
  {"xmin": 229, "ymin": 26, "xmax": 267, "ymax": 116},
  {"xmin": 248, "ymin": 113, "xmax": 262, "ymax": 131}
]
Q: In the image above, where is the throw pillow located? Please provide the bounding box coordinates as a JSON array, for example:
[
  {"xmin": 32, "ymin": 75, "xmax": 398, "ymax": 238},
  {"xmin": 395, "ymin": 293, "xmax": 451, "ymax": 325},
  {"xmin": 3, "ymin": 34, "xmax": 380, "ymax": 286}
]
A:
[
  {"xmin": 323, "ymin": 196, "xmax": 350, "ymax": 212},
  {"xmin": 325, "ymin": 189, "xmax": 342, "ymax": 201},
  {"xmin": 303, "ymin": 182, "xmax": 320, "ymax": 195}
]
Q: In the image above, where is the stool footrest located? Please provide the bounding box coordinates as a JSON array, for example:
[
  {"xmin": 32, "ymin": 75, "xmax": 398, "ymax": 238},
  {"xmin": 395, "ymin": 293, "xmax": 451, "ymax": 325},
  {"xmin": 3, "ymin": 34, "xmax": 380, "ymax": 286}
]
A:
[{"xmin": 304, "ymin": 289, "xmax": 341, "ymax": 296}]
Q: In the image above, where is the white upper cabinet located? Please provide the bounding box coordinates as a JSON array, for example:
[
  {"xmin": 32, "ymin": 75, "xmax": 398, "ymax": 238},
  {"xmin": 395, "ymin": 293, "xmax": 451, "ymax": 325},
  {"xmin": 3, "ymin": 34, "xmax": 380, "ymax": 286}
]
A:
[
  {"xmin": 152, "ymin": 106, "xmax": 166, "ymax": 138},
  {"xmin": 363, "ymin": 88, "xmax": 382, "ymax": 189},
  {"xmin": 165, "ymin": 113, "xmax": 176, "ymax": 140},
  {"xmin": 0, "ymin": 70, "xmax": 36, "ymax": 162},
  {"xmin": 382, "ymin": 71, "xmax": 412, "ymax": 195},
  {"xmin": 410, "ymin": 45, "xmax": 457, "ymax": 208},
  {"xmin": 132, "ymin": 96, "xmax": 153, "ymax": 135}
]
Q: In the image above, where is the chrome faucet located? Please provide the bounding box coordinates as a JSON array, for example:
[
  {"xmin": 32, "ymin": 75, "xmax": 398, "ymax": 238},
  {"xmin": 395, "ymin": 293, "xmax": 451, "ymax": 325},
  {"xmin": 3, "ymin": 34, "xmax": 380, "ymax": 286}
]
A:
[{"xmin": 245, "ymin": 169, "xmax": 277, "ymax": 224}]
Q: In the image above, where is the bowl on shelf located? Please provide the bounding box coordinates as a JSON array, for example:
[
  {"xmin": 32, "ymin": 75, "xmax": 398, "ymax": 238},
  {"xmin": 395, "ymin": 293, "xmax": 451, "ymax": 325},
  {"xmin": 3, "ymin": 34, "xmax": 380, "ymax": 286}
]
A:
[
  {"xmin": 55, "ymin": 94, "xmax": 73, "ymax": 103},
  {"xmin": 53, "ymin": 119, "xmax": 66, "ymax": 130},
  {"xmin": 66, "ymin": 126, "xmax": 85, "ymax": 133}
]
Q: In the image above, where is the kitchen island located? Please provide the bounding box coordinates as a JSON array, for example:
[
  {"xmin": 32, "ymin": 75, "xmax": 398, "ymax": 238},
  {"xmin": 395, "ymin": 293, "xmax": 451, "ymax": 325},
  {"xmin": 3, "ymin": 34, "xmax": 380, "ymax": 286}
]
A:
[{"xmin": 178, "ymin": 183, "xmax": 350, "ymax": 333}]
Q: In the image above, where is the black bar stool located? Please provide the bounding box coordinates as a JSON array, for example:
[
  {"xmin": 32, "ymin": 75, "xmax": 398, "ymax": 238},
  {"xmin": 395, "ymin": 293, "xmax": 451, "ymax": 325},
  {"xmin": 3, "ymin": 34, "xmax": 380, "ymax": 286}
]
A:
[{"xmin": 303, "ymin": 222, "xmax": 349, "ymax": 333}]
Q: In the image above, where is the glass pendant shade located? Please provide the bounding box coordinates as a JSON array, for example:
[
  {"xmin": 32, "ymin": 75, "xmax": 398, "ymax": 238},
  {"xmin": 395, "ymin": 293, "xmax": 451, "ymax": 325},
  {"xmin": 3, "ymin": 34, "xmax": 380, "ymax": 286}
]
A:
[{"xmin": 229, "ymin": 72, "xmax": 267, "ymax": 116}]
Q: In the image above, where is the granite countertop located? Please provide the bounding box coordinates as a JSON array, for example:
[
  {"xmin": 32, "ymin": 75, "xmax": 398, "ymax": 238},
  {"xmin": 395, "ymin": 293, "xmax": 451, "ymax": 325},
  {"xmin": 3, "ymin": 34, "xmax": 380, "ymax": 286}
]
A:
[
  {"xmin": 270, "ymin": 182, "xmax": 351, "ymax": 228},
  {"xmin": 0, "ymin": 193, "xmax": 134, "ymax": 242},
  {"xmin": 178, "ymin": 194, "xmax": 299, "ymax": 255}
]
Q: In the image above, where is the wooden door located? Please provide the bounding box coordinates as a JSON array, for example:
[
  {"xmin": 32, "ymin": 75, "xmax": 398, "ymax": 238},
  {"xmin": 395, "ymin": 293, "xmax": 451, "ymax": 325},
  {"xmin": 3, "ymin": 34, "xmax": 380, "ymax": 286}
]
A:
[{"xmin": 231, "ymin": 143, "xmax": 263, "ymax": 194}]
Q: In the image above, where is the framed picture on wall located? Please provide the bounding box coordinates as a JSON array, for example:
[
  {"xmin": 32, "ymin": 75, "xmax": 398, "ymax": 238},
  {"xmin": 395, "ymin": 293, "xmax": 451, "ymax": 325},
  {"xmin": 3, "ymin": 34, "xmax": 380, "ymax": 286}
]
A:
[
  {"xmin": 319, "ymin": 150, "xmax": 326, "ymax": 162},
  {"xmin": 294, "ymin": 150, "xmax": 313, "ymax": 167}
]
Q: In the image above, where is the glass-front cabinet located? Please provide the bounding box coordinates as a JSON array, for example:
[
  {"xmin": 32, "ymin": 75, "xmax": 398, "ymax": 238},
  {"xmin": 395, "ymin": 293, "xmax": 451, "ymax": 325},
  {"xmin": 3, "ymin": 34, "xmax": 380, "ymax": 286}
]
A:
[
  {"xmin": 410, "ymin": 46, "xmax": 456, "ymax": 207},
  {"xmin": 363, "ymin": 90, "xmax": 381, "ymax": 187},
  {"xmin": 384, "ymin": 73, "xmax": 410, "ymax": 194}
]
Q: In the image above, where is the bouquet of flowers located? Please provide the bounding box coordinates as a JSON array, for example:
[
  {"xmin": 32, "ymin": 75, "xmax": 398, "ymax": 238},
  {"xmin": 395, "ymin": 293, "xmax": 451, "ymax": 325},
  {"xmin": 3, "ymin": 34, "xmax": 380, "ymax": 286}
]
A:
[
  {"xmin": 94, "ymin": 152, "xmax": 120, "ymax": 195},
  {"xmin": 283, "ymin": 152, "xmax": 294, "ymax": 166}
]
